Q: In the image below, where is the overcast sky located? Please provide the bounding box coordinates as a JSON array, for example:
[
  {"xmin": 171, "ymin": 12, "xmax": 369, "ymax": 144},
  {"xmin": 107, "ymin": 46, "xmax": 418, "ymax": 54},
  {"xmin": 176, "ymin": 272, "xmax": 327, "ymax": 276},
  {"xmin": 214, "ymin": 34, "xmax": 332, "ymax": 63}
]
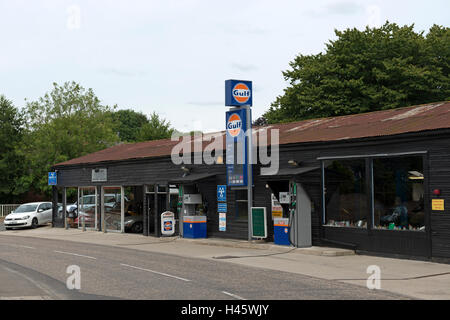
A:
[{"xmin": 1, "ymin": 0, "xmax": 448, "ymax": 133}]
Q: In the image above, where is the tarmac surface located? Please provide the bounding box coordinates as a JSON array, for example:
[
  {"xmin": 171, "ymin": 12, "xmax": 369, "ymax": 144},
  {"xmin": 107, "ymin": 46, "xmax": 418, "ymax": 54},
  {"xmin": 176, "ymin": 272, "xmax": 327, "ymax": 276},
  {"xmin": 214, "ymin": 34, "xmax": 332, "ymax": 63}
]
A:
[{"xmin": 0, "ymin": 225, "xmax": 449, "ymax": 300}]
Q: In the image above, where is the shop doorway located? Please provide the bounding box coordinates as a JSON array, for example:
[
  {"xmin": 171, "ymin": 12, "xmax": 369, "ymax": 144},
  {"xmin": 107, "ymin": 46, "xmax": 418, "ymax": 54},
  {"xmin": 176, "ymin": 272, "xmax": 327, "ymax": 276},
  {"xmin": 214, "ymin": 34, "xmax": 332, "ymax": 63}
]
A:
[{"xmin": 145, "ymin": 185, "xmax": 179, "ymax": 236}]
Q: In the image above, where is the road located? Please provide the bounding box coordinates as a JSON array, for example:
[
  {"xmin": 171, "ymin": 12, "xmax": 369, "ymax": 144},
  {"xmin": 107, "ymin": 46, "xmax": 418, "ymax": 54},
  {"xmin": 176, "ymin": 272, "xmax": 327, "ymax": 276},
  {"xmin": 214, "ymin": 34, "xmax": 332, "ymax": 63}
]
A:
[{"xmin": 0, "ymin": 232, "xmax": 410, "ymax": 300}]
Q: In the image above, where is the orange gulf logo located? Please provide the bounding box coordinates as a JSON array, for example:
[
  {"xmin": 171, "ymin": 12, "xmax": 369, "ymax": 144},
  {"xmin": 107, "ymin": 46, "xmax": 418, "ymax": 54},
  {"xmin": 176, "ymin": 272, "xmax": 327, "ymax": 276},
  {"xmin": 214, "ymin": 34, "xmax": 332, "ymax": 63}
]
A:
[
  {"xmin": 227, "ymin": 113, "xmax": 242, "ymax": 137},
  {"xmin": 232, "ymin": 83, "xmax": 251, "ymax": 104}
]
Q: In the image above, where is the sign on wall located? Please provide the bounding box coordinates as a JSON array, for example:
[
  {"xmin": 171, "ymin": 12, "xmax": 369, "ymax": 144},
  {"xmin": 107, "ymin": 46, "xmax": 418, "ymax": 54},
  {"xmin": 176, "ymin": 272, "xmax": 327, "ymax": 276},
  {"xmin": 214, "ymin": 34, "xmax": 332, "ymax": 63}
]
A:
[
  {"xmin": 217, "ymin": 185, "xmax": 227, "ymax": 202},
  {"xmin": 92, "ymin": 168, "xmax": 107, "ymax": 182},
  {"xmin": 218, "ymin": 202, "xmax": 227, "ymax": 213},
  {"xmin": 48, "ymin": 172, "xmax": 57, "ymax": 186},
  {"xmin": 432, "ymin": 199, "xmax": 445, "ymax": 211},
  {"xmin": 251, "ymin": 207, "xmax": 267, "ymax": 238},
  {"xmin": 219, "ymin": 212, "xmax": 226, "ymax": 232}
]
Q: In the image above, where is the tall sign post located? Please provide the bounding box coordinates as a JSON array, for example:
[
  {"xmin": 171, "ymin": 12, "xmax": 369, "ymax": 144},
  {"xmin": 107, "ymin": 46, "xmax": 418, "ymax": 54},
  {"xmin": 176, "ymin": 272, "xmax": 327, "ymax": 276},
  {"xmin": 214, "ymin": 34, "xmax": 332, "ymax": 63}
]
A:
[{"xmin": 225, "ymin": 79, "xmax": 253, "ymax": 241}]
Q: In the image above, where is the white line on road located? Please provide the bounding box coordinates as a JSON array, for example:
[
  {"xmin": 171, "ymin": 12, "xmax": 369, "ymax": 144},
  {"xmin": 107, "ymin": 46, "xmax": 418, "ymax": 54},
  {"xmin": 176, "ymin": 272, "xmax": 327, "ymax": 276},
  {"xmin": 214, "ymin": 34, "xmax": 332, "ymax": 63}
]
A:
[
  {"xmin": 0, "ymin": 243, "xmax": 34, "ymax": 249},
  {"xmin": 17, "ymin": 245, "xmax": 34, "ymax": 249},
  {"xmin": 54, "ymin": 250, "xmax": 97, "ymax": 260},
  {"xmin": 221, "ymin": 291, "xmax": 246, "ymax": 300},
  {"xmin": 120, "ymin": 263, "xmax": 191, "ymax": 282}
]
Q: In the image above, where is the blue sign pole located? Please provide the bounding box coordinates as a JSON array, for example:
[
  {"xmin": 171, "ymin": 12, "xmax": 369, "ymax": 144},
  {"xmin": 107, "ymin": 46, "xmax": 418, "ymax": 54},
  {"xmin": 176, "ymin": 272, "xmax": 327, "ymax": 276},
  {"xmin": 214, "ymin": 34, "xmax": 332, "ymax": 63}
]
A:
[{"xmin": 225, "ymin": 79, "xmax": 253, "ymax": 241}]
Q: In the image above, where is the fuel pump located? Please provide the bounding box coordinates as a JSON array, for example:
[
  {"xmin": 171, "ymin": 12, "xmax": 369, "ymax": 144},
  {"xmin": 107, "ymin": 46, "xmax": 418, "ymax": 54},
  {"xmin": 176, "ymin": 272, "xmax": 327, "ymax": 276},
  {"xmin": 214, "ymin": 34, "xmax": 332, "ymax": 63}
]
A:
[
  {"xmin": 288, "ymin": 181, "xmax": 297, "ymax": 247},
  {"xmin": 177, "ymin": 186, "xmax": 183, "ymax": 236}
]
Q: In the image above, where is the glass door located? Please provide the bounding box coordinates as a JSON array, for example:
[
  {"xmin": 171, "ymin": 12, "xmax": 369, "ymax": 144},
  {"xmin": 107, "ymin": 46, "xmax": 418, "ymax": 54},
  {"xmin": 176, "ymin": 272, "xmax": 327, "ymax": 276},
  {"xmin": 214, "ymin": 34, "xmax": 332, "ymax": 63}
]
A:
[
  {"xmin": 102, "ymin": 186, "xmax": 124, "ymax": 232},
  {"xmin": 78, "ymin": 187, "xmax": 97, "ymax": 230}
]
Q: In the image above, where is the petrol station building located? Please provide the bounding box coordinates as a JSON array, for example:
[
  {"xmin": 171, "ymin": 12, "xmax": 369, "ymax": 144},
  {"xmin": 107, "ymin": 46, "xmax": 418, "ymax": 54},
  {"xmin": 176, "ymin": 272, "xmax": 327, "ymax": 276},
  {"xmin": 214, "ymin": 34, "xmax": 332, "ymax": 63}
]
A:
[{"xmin": 51, "ymin": 101, "xmax": 450, "ymax": 262}]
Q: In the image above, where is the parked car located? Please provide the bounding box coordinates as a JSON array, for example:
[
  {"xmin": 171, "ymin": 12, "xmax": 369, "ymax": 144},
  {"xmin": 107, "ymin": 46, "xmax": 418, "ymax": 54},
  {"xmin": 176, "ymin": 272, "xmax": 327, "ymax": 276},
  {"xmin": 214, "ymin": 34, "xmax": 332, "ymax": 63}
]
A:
[
  {"xmin": 73, "ymin": 210, "xmax": 96, "ymax": 228},
  {"xmin": 66, "ymin": 194, "xmax": 128, "ymax": 217},
  {"xmin": 4, "ymin": 202, "xmax": 53, "ymax": 230},
  {"xmin": 124, "ymin": 214, "xmax": 143, "ymax": 233},
  {"xmin": 67, "ymin": 194, "xmax": 130, "ymax": 228}
]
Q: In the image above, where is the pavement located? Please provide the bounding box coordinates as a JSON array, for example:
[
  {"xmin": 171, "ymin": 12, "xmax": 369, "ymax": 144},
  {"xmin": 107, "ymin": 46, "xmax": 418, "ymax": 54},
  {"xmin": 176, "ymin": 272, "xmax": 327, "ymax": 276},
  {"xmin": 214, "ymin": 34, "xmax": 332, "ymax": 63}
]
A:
[{"xmin": 1, "ymin": 225, "xmax": 450, "ymax": 300}]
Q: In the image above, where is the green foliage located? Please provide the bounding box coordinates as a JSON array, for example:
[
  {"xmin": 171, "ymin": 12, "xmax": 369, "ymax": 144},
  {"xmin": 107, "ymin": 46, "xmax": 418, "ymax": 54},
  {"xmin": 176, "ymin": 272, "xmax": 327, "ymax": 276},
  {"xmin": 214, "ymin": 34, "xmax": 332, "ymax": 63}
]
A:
[
  {"xmin": 264, "ymin": 22, "xmax": 450, "ymax": 123},
  {"xmin": 19, "ymin": 82, "xmax": 120, "ymax": 195},
  {"xmin": 136, "ymin": 112, "xmax": 174, "ymax": 142},
  {"xmin": 0, "ymin": 96, "xmax": 25, "ymax": 202},
  {"xmin": 111, "ymin": 109, "xmax": 149, "ymax": 142}
]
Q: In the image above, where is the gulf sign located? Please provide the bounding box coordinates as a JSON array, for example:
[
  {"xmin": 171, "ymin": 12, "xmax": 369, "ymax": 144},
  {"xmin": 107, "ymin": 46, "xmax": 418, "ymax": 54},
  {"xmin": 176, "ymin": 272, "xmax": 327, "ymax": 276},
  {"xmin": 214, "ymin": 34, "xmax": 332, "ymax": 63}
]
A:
[
  {"xmin": 227, "ymin": 113, "xmax": 242, "ymax": 137},
  {"xmin": 226, "ymin": 108, "xmax": 246, "ymax": 138},
  {"xmin": 225, "ymin": 79, "xmax": 252, "ymax": 106}
]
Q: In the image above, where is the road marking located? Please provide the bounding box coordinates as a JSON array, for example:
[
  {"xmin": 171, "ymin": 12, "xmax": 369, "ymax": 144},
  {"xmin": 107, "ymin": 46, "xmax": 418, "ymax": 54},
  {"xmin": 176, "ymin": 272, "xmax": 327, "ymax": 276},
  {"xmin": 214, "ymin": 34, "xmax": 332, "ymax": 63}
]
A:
[
  {"xmin": 0, "ymin": 243, "xmax": 34, "ymax": 249},
  {"xmin": 54, "ymin": 250, "xmax": 96, "ymax": 260},
  {"xmin": 18, "ymin": 245, "xmax": 34, "ymax": 249},
  {"xmin": 221, "ymin": 291, "xmax": 246, "ymax": 300},
  {"xmin": 120, "ymin": 263, "xmax": 191, "ymax": 282}
]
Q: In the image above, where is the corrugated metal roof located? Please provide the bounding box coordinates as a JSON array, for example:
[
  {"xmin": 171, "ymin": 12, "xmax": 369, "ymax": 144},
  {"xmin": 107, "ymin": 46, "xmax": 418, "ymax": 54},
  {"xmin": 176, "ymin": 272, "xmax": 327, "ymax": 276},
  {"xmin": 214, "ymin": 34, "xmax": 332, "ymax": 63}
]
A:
[{"xmin": 55, "ymin": 101, "xmax": 450, "ymax": 167}]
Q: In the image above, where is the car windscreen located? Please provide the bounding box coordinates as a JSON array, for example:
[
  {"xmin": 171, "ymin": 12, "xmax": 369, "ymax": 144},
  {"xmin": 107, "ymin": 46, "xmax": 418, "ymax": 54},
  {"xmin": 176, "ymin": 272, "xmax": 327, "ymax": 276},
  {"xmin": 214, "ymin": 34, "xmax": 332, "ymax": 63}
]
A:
[{"xmin": 14, "ymin": 204, "xmax": 38, "ymax": 213}]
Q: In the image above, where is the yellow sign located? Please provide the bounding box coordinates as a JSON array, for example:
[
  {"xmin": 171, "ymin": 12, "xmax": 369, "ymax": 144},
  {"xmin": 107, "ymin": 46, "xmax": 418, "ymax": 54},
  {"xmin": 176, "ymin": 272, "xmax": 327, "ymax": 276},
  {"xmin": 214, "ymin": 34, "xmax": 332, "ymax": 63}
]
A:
[
  {"xmin": 272, "ymin": 206, "xmax": 283, "ymax": 219},
  {"xmin": 432, "ymin": 199, "xmax": 445, "ymax": 211}
]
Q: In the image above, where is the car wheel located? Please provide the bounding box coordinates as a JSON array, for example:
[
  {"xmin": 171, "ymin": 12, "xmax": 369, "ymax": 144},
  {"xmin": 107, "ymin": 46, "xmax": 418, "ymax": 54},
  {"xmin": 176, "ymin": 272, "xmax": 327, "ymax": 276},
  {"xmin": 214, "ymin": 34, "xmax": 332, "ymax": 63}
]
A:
[
  {"xmin": 31, "ymin": 218, "xmax": 38, "ymax": 229},
  {"xmin": 131, "ymin": 222, "xmax": 143, "ymax": 233}
]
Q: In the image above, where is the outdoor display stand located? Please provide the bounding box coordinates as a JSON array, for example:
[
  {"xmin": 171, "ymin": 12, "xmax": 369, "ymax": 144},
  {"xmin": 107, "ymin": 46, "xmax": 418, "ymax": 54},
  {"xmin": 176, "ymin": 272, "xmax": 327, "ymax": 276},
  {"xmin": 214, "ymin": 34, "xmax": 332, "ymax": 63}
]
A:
[{"xmin": 161, "ymin": 211, "xmax": 175, "ymax": 236}]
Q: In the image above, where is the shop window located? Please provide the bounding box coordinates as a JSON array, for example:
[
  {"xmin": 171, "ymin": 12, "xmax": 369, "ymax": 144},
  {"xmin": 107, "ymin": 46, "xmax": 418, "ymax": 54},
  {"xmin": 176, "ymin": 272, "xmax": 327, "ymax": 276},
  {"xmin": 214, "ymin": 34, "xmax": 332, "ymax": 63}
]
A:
[
  {"xmin": 157, "ymin": 185, "xmax": 167, "ymax": 193},
  {"xmin": 235, "ymin": 190, "xmax": 248, "ymax": 221},
  {"xmin": 324, "ymin": 159, "xmax": 368, "ymax": 228},
  {"xmin": 373, "ymin": 156, "xmax": 425, "ymax": 231},
  {"xmin": 103, "ymin": 187, "xmax": 122, "ymax": 232}
]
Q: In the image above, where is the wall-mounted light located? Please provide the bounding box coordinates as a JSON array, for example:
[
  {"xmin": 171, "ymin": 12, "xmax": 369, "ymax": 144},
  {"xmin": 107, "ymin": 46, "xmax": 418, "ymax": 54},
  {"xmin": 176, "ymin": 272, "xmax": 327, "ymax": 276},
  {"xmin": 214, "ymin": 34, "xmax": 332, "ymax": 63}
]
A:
[
  {"xmin": 181, "ymin": 166, "xmax": 190, "ymax": 173},
  {"xmin": 216, "ymin": 156, "xmax": 224, "ymax": 165},
  {"xmin": 288, "ymin": 160, "xmax": 299, "ymax": 166},
  {"xmin": 408, "ymin": 171, "xmax": 424, "ymax": 180},
  {"xmin": 433, "ymin": 189, "xmax": 441, "ymax": 196}
]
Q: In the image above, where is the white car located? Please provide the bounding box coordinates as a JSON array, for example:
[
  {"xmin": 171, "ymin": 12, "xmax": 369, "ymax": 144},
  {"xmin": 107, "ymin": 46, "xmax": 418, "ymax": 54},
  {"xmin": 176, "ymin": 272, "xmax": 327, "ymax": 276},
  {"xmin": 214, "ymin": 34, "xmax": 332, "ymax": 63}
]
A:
[{"xmin": 4, "ymin": 202, "xmax": 53, "ymax": 230}]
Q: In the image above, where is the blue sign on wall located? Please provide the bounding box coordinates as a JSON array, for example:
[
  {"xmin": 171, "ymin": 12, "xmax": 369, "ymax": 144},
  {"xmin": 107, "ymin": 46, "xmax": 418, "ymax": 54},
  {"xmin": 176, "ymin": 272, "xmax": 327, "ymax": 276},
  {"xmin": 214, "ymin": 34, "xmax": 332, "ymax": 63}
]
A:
[
  {"xmin": 226, "ymin": 108, "xmax": 249, "ymax": 187},
  {"xmin": 218, "ymin": 202, "xmax": 227, "ymax": 213},
  {"xmin": 217, "ymin": 185, "xmax": 227, "ymax": 202},
  {"xmin": 48, "ymin": 172, "xmax": 57, "ymax": 186},
  {"xmin": 225, "ymin": 80, "xmax": 252, "ymax": 107}
]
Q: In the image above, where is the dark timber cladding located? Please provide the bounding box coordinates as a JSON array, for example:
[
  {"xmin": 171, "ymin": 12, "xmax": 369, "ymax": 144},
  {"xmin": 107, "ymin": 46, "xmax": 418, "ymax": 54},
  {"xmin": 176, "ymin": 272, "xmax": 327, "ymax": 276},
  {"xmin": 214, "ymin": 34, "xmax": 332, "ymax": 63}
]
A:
[{"xmin": 52, "ymin": 101, "xmax": 450, "ymax": 261}]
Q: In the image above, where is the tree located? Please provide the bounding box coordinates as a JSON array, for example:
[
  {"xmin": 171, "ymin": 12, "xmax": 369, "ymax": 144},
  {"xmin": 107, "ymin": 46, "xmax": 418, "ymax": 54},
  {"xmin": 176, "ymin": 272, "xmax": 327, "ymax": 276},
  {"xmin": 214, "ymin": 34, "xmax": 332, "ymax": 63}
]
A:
[
  {"xmin": 253, "ymin": 116, "xmax": 268, "ymax": 127},
  {"xmin": 136, "ymin": 112, "xmax": 174, "ymax": 142},
  {"xmin": 111, "ymin": 109, "xmax": 149, "ymax": 142},
  {"xmin": 264, "ymin": 22, "xmax": 450, "ymax": 123},
  {"xmin": 0, "ymin": 95, "xmax": 25, "ymax": 202},
  {"xmin": 19, "ymin": 82, "xmax": 120, "ymax": 195}
]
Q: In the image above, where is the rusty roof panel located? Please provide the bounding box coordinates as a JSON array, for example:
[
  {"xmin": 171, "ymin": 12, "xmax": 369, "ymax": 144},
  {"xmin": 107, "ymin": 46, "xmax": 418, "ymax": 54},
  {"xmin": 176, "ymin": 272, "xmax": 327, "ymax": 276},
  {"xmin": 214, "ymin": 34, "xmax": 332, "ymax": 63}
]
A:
[{"xmin": 55, "ymin": 101, "xmax": 450, "ymax": 167}]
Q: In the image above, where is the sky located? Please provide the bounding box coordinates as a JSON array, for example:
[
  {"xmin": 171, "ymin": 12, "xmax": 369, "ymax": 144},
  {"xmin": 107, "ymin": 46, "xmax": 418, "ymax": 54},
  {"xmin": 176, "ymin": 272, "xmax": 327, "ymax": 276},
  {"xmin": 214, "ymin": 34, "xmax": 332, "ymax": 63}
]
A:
[{"xmin": 1, "ymin": 0, "xmax": 448, "ymax": 133}]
